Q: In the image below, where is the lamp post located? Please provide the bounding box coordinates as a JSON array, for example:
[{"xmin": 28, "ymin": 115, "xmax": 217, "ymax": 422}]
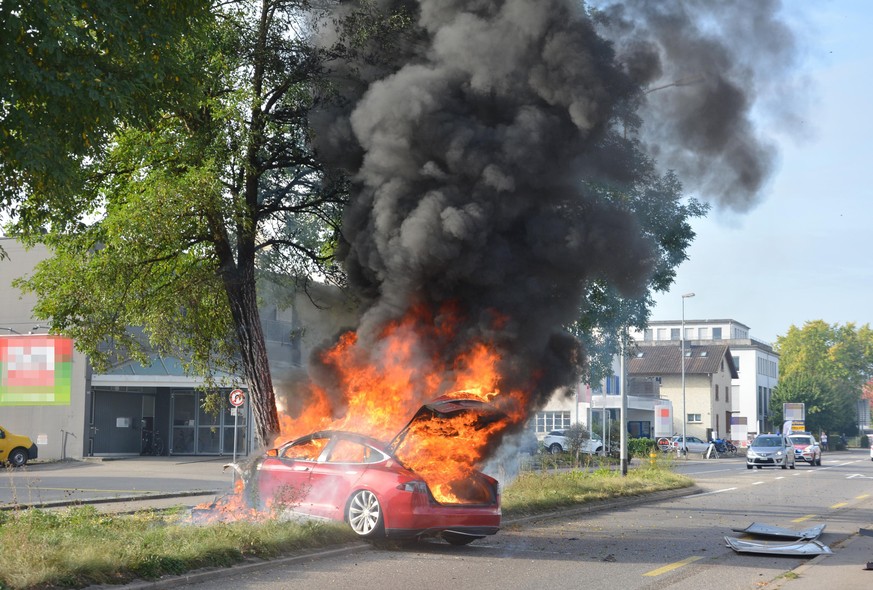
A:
[{"xmin": 680, "ymin": 292, "xmax": 695, "ymax": 458}]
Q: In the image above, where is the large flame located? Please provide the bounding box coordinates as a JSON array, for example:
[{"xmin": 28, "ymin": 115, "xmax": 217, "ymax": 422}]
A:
[{"xmin": 278, "ymin": 303, "xmax": 530, "ymax": 503}]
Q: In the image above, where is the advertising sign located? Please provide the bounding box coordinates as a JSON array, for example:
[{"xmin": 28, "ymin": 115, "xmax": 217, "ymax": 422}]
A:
[{"xmin": 0, "ymin": 335, "xmax": 73, "ymax": 406}]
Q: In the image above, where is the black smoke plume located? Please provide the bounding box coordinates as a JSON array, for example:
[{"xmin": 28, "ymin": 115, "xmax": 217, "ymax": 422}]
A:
[{"xmin": 308, "ymin": 0, "xmax": 798, "ymax": 420}]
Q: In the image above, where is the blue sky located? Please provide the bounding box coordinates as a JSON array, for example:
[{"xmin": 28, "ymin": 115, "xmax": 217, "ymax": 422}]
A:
[{"xmin": 650, "ymin": 0, "xmax": 873, "ymax": 345}]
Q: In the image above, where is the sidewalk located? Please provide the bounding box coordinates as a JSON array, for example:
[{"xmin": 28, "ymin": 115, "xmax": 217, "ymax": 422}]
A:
[{"xmin": 770, "ymin": 527, "xmax": 873, "ymax": 590}]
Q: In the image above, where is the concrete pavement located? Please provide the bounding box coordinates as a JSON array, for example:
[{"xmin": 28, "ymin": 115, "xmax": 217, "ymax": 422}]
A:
[{"xmin": 768, "ymin": 526, "xmax": 873, "ymax": 590}]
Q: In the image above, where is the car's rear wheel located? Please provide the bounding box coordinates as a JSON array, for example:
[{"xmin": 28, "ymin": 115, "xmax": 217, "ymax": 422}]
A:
[
  {"xmin": 346, "ymin": 490, "xmax": 384, "ymax": 538},
  {"xmin": 548, "ymin": 443, "xmax": 562, "ymax": 454},
  {"xmin": 443, "ymin": 532, "xmax": 482, "ymax": 546},
  {"xmin": 8, "ymin": 448, "xmax": 27, "ymax": 468}
]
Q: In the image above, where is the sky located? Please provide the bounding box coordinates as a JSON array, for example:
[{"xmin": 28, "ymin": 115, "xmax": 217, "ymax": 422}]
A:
[{"xmin": 649, "ymin": 0, "xmax": 873, "ymax": 345}]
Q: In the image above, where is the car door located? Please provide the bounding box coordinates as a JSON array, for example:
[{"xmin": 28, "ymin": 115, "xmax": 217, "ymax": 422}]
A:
[
  {"xmin": 257, "ymin": 435, "xmax": 329, "ymax": 513},
  {"xmin": 307, "ymin": 436, "xmax": 377, "ymax": 520}
]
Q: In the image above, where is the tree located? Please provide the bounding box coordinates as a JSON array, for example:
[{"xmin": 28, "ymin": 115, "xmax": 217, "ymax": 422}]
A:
[
  {"xmin": 10, "ymin": 1, "xmax": 363, "ymax": 447},
  {"xmin": 774, "ymin": 321, "xmax": 873, "ymax": 435},
  {"xmin": 768, "ymin": 373, "xmax": 842, "ymax": 435},
  {"xmin": 0, "ymin": 0, "xmax": 211, "ymax": 231}
]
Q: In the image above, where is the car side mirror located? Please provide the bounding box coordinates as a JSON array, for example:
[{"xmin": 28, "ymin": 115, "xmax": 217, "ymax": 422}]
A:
[{"xmin": 266, "ymin": 448, "xmax": 278, "ymax": 458}]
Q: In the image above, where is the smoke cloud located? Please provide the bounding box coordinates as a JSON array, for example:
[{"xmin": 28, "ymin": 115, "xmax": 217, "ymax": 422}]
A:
[{"xmin": 308, "ymin": 0, "xmax": 798, "ymax": 425}]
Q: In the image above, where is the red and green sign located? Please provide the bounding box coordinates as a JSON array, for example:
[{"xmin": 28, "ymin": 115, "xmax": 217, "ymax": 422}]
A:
[{"xmin": 0, "ymin": 336, "xmax": 73, "ymax": 406}]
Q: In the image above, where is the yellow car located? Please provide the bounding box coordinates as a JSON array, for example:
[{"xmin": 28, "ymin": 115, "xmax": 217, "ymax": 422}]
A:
[{"xmin": 0, "ymin": 425, "xmax": 38, "ymax": 467}]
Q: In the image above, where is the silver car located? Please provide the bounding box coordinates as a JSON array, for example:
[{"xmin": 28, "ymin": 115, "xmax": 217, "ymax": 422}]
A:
[{"xmin": 746, "ymin": 434, "xmax": 796, "ymax": 470}]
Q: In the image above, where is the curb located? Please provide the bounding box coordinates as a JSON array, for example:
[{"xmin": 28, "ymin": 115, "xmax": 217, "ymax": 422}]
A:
[
  {"xmin": 84, "ymin": 484, "xmax": 702, "ymax": 589},
  {"xmin": 0, "ymin": 490, "xmax": 221, "ymax": 512}
]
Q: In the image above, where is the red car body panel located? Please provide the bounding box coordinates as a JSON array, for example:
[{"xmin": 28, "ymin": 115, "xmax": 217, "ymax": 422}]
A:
[{"xmin": 250, "ymin": 428, "xmax": 501, "ymax": 540}]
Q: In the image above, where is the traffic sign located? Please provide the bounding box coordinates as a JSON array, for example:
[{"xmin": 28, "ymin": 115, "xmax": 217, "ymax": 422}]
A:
[{"xmin": 229, "ymin": 389, "xmax": 245, "ymax": 407}]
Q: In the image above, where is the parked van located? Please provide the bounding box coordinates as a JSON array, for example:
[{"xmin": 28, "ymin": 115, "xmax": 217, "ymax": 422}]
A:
[{"xmin": 0, "ymin": 425, "xmax": 38, "ymax": 467}]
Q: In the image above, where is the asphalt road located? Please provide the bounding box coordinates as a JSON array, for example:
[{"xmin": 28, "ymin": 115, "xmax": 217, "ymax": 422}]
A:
[
  {"xmin": 0, "ymin": 456, "xmax": 234, "ymax": 510},
  {"xmin": 5, "ymin": 450, "xmax": 873, "ymax": 589},
  {"xmin": 174, "ymin": 449, "xmax": 873, "ymax": 590}
]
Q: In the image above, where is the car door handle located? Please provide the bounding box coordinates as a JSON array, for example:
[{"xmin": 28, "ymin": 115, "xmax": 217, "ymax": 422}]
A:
[{"xmin": 293, "ymin": 465, "xmax": 310, "ymax": 472}]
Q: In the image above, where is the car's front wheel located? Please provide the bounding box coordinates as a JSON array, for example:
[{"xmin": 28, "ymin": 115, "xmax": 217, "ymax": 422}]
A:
[
  {"xmin": 548, "ymin": 443, "xmax": 563, "ymax": 454},
  {"xmin": 7, "ymin": 448, "xmax": 27, "ymax": 467},
  {"xmin": 346, "ymin": 490, "xmax": 384, "ymax": 538}
]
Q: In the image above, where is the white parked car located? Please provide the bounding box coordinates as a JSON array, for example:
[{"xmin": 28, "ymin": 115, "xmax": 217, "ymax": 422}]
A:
[
  {"xmin": 669, "ymin": 435, "xmax": 711, "ymax": 455},
  {"xmin": 542, "ymin": 430, "xmax": 604, "ymax": 455}
]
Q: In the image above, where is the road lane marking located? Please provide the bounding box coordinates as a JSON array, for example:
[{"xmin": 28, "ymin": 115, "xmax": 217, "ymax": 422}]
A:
[
  {"xmin": 694, "ymin": 487, "xmax": 737, "ymax": 497},
  {"xmin": 830, "ymin": 502, "xmax": 848, "ymax": 509},
  {"xmin": 643, "ymin": 556, "xmax": 704, "ymax": 577},
  {"xmin": 858, "ymin": 494, "xmax": 870, "ymax": 500},
  {"xmin": 775, "ymin": 476, "xmax": 785, "ymax": 480},
  {"xmin": 792, "ymin": 515, "xmax": 818, "ymax": 523},
  {"xmin": 752, "ymin": 481, "xmax": 765, "ymax": 485}
]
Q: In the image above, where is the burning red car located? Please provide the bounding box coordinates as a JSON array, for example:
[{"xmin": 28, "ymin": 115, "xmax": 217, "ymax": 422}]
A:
[{"xmin": 232, "ymin": 398, "xmax": 502, "ymax": 545}]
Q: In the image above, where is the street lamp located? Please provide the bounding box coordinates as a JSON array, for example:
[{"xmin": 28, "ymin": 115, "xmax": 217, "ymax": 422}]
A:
[{"xmin": 681, "ymin": 292, "xmax": 695, "ymax": 458}]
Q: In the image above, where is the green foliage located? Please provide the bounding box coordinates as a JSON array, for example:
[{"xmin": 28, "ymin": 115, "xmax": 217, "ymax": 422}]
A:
[
  {"xmin": 774, "ymin": 321, "xmax": 873, "ymax": 435},
  {"xmin": 0, "ymin": 507, "xmax": 355, "ymax": 590},
  {"xmin": 568, "ymin": 169, "xmax": 709, "ymax": 386},
  {"xmin": 0, "ymin": 0, "xmax": 211, "ymax": 227},
  {"xmin": 627, "ymin": 437, "xmax": 657, "ymax": 457}
]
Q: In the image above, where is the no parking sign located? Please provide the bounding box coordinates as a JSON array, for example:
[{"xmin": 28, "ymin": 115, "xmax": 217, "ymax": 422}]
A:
[{"xmin": 229, "ymin": 389, "xmax": 245, "ymax": 407}]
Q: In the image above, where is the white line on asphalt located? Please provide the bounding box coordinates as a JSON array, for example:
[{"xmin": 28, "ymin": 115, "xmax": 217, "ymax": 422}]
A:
[
  {"xmin": 752, "ymin": 481, "xmax": 764, "ymax": 485},
  {"xmin": 694, "ymin": 487, "xmax": 737, "ymax": 497}
]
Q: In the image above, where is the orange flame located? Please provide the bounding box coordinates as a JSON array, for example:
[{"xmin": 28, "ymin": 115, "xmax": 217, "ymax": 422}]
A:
[{"xmin": 278, "ymin": 303, "xmax": 531, "ymax": 503}]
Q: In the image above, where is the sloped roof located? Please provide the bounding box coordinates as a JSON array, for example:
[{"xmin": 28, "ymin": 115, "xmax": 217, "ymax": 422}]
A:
[{"xmin": 627, "ymin": 343, "xmax": 738, "ymax": 378}]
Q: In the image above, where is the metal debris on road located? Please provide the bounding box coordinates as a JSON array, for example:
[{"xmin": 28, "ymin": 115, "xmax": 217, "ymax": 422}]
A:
[
  {"xmin": 731, "ymin": 522, "xmax": 825, "ymax": 541},
  {"xmin": 724, "ymin": 536, "xmax": 833, "ymax": 556}
]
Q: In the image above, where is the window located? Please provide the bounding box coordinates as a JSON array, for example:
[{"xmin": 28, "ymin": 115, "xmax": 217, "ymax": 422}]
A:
[
  {"xmin": 282, "ymin": 437, "xmax": 328, "ymax": 461},
  {"xmin": 684, "ymin": 326, "xmax": 694, "ymax": 340},
  {"xmin": 326, "ymin": 439, "xmax": 382, "ymax": 463},
  {"xmin": 605, "ymin": 375, "xmax": 620, "ymax": 395},
  {"xmin": 657, "ymin": 328, "xmax": 668, "ymax": 340},
  {"xmin": 671, "ymin": 328, "xmax": 680, "ymax": 340},
  {"xmin": 732, "ymin": 356, "xmax": 740, "ymax": 372},
  {"xmin": 535, "ymin": 411, "xmax": 571, "ymax": 434},
  {"xmin": 699, "ymin": 327, "xmax": 709, "ymax": 339},
  {"xmin": 715, "ymin": 384, "xmax": 719, "ymax": 401},
  {"xmin": 687, "ymin": 414, "xmax": 702, "ymax": 423},
  {"xmin": 712, "ymin": 327, "xmax": 722, "ymax": 339},
  {"xmin": 644, "ymin": 329, "xmax": 653, "ymax": 341}
]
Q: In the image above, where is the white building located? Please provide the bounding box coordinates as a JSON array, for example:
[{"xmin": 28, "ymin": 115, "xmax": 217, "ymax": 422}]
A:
[{"xmin": 630, "ymin": 319, "xmax": 779, "ymax": 438}]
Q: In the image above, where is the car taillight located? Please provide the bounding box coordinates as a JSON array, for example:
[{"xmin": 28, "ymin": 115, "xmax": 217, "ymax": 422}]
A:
[{"xmin": 397, "ymin": 480, "xmax": 428, "ymax": 493}]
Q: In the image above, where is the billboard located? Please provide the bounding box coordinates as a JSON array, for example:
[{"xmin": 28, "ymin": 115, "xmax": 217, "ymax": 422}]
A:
[{"xmin": 0, "ymin": 335, "xmax": 73, "ymax": 406}]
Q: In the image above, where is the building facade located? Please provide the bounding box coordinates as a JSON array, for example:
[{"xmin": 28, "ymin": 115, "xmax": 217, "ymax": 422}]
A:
[
  {"xmin": 630, "ymin": 319, "xmax": 779, "ymax": 438},
  {"xmin": 1, "ymin": 237, "xmax": 357, "ymax": 460}
]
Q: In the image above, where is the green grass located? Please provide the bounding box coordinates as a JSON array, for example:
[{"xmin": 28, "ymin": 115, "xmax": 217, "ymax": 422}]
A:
[
  {"xmin": 0, "ymin": 505, "xmax": 356, "ymax": 590},
  {"xmin": 0, "ymin": 462, "xmax": 692, "ymax": 590},
  {"xmin": 502, "ymin": 462, "xmax": 694, "ymax": 519}
]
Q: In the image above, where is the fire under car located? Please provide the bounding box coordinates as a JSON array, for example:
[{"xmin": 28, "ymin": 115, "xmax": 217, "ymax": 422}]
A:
[{"xmin": 230, "ymin": 399, "xmax": 502, "ymax": 545}]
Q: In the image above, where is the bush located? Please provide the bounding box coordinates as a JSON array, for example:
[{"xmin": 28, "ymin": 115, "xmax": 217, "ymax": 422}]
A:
[{"xmin": 627, "ymin": 437, "xmax": 657, "ymax": 457}]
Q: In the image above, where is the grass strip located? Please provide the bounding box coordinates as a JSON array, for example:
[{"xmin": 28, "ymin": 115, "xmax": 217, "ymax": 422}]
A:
[{"xmin": 0, "ymin": 463, "xmax": 692, "ymax": 589}]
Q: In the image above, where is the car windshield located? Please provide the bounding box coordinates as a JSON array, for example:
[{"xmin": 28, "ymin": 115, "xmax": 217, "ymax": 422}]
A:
[
  {"xmin": 753, "ymin": 436, "xmax": 782, "ymax": 447},
  {"xmin": 789, "ymin": 436, "xmax": 812, "ymax": 445}
]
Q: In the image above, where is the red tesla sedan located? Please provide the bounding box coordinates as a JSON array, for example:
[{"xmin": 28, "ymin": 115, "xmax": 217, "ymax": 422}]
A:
[{"xmin": 237, "ymin": 400, "xmax": 502, "ymax": 545}]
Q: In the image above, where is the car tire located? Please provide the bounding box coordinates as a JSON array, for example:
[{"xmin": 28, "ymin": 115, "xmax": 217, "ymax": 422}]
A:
[
  {"xmin": 548, "ymin": 443, "xmax": 563, "ymax": 454},
  {"xmin": 7, "ymin": 448, "xmax": 27, "ymax": 468},
  {"xmin": 746, "ymin": 464, "xmax": 752, "ymax": 470},
  {"xmin": 346, "ymin": 490, "xmax": 384, "ymax": 539},
  {"xmin": 789, "ymin": 462, "xmax": 795, "ymax": 470},
  {"xmin": 443, "ymin": 532, "xmax": 482, "ymax": 546},
  {"xmin": 816, "ymin": 456, "xmax": 822, "ymax": 466},
  {"xmin": 756, "ymin": 465, "xmax": 762, "ymax": 469}
]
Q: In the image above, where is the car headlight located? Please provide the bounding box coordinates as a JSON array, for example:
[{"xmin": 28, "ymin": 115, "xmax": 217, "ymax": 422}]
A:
[{"xmin": 775, "ymin": 450, "xmax": 783, "ymax": 457}]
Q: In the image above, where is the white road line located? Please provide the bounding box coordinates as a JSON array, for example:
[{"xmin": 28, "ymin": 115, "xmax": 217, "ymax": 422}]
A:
[
  {"xmin": 694, "ymin": 487, "xmax": 737, "ymax": 497},
  {"xmin": 752, "ymin": 481, "xmax": 764, "ymax": 485}
]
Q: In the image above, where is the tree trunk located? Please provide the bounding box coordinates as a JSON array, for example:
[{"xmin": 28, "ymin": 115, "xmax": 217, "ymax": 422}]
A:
[{"xmin": 223, "ymin": 266, "xmax": 280, "ymax": 448}]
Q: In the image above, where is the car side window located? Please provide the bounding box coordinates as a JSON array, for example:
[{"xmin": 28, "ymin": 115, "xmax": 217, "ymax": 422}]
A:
[
  {"xmin": 326, "ymin": 439, "xmax": 370, "ymax": 463},
  {"xmin": 282, "ymin": 437, "xmax": 327, "ymax": 461}
]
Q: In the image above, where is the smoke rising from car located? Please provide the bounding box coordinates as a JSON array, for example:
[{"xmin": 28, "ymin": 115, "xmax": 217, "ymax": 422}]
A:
[{"xmin": 304, "ymin": 0, "xmax": 800, "ymax": 444}]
